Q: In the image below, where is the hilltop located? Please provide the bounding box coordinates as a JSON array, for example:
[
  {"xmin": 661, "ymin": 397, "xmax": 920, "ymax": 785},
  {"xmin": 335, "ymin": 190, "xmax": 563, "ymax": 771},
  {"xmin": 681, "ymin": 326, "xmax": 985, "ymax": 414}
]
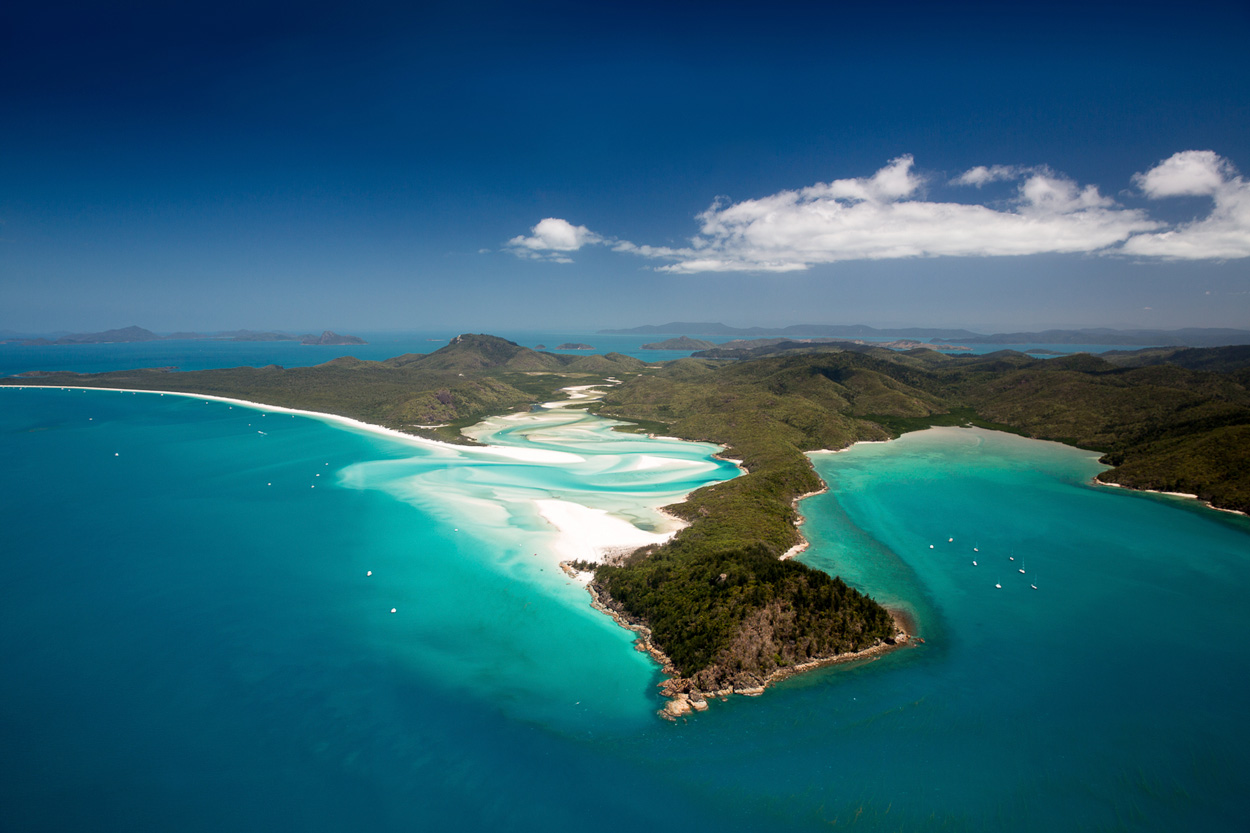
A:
[
  {"xmin": 3, "ymin": 334, "xmax": 644, "ymax": 444},
  {"xmin": 7, "ymin": 334, "xmax": 1248, "ymax": 709}
]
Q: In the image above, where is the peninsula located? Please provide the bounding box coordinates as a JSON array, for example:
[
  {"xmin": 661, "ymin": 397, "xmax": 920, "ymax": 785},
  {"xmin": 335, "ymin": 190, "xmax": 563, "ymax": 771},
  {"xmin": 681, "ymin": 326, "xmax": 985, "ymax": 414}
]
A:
[{"xmin": 6, "ymin": 334, "xmax": 1248, "ymax": 712}]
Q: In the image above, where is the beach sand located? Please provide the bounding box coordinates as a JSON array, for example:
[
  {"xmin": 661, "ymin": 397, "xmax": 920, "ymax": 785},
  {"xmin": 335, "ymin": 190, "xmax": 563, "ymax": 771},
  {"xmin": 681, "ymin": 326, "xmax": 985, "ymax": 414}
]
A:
[{"xmin": 4, "ymin": 383, "xmax": 719, "ymax": 573}]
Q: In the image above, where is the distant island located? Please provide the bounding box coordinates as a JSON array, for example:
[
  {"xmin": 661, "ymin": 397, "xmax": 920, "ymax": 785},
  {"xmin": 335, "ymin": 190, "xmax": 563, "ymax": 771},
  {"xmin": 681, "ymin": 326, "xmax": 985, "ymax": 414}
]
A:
[
  {"xmin": 602, "ymin": 322, "xmax": 983, "ymax": 339},
  {"xmin": 641, "ymin": 335, "xmax": 970, "ymax": 354},
  {"xmin": 299, "ymin": 330, "xmax": 368, "ymax": 346},
  {"xmin": 642, "ymin": 336, "xmax": 717, "ymax": 350},
  {"xmin": 960, "ymin": 327, "xmax": 1250, "ymax": 346},
  {"xmin": 601, "ymin": 322, "xmax": 1250, "ymax": 348},
  {"xmin": 555, "ymin": 342, "xmax": 595, "ymax": 350},
  {"xmin": 9, "ymin": 325, "xmax": 367, "ymax": 346},
  {"xmin": 692, "ymin": 337, "xmax": 971, "ymax": 358}
]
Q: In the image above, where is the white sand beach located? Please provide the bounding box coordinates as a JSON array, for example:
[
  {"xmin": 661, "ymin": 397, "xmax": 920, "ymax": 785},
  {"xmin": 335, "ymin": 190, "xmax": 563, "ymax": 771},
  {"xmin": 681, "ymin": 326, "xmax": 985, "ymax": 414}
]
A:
[
  {"xmin": 535, "ymin": 499, "xmax": 681, "ymax": 571},
  {"xmin": 6, "ymin": 384, "xmax": 736, "ymax": 571}
]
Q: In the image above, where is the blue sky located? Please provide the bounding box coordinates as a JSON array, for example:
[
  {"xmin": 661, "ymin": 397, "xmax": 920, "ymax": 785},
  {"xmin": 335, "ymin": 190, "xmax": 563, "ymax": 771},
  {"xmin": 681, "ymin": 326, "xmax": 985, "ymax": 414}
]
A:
[{"xmin": 2, "ymin": 0, "xmax": 1248, "ymax": 334}]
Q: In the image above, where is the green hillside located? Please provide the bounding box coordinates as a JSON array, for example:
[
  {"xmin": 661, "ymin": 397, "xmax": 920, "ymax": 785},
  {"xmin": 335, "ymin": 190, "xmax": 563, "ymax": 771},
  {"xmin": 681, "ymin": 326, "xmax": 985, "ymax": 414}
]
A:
[{"xmin": 8, "ymin": 335, "xmax": 1248, "ymax": 702}]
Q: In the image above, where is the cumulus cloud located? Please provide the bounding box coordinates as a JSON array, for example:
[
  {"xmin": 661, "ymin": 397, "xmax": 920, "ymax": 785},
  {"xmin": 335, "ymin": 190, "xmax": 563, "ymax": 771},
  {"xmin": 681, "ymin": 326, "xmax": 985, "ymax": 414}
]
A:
[
  {"xmin": 1132, "ymin": 150, "xmax": 1234, "ymax": 198},
  {"xmin": 505, "ymin": 152, "xmax": 1250, "ymax": 270},
  {"xmin": 1121, "ymin": 151, "xmax": 1250, "ymax": 259},
  {"xmin": 652, "ymin": 157, "xmax": 1157, "ymax": 272},
  {"xmin": 951, "ymin": 164, "xmax": 1019, "ymax": 187},
  {"xmin": 507, "ymin": 217, "xmax": 603, "ymax": 262}
]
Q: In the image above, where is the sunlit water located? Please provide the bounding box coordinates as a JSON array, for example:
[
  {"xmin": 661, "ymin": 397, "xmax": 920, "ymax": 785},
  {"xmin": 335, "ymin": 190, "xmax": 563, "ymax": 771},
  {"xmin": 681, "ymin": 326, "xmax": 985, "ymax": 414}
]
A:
[{"xmin": 2, "ymin": 388, "xmax": 1247, "ymax": 831}]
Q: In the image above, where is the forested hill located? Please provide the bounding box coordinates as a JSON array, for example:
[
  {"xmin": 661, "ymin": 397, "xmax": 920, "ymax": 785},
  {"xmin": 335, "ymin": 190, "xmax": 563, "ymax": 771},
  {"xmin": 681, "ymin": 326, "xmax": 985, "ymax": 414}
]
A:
[
  {"xmin": 6, "ymin": 336, "xmax": 1248, "ymax": 704},
  {"xmin": 597, "ymin": 344, "xmax": 1250, "ymax": 516},
  {"xmin": 589, "ymin": 343, "xmax": 1250, "ymax": 695},
  {"xmin": 2, "ymin": 334, "xmax": 646, "ymax": 444}
]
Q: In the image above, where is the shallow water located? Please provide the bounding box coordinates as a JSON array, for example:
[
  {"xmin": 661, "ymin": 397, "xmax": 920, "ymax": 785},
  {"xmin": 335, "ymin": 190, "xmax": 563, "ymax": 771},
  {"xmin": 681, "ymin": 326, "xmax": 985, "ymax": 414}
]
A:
[
  {"xmin": 2, "ymin": 390, "xmax": 1247, "ymax": 832},
  {"xmin": 797, "ymin": 428, "xmax": 1250, "ymax": 830}
]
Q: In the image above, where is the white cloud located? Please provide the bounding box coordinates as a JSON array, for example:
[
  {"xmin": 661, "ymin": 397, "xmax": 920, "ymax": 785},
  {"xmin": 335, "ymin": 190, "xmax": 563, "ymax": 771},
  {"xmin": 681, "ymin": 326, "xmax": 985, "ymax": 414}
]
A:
[
  {"xmin": 951, "ymin": 164, "xmax": 1018, "ymax": 187},
  {"xmin": 803, "ymin": 154, "xmax": 923, "ymax": 201},
  {"xmin": 1132, "ymin": 150, "xmax": 1233, "ymax": 198},
  {"xmin": 653, "ymin": 158, "xmax": 1157, "ymax": 272},
  {"xmin": 504, "ymin": 152, "xmax": 1250, "ymax": 270},
  {"xmin": 1121, "ymin": 151, "xmax": 1250, "ymax": 259},
  {"xmin": 507, "ymin": 217, "xmax": 603, "ymax": 261}
]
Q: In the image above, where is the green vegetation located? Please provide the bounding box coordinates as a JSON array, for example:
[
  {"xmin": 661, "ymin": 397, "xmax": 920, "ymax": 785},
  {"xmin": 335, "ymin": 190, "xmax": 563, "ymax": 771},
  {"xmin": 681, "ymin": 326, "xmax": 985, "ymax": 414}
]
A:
[
  {"xmin": 858, "ymin": 406, "xmax": 1025, "ymax": 436},
  {"xmin": 598, "ymin": 543, "xmax": 895, "ymax": 687},
  {"xmin": 8, "ymin": 334, "xmax": 1248, "ymax": 698},
  {"xmin": 4, "ymin": 334, "xmax": 646, "ymax": 445},
  {"xmin": 590, "ymin": 342, "xmax": 1250, "ymax": 691}
]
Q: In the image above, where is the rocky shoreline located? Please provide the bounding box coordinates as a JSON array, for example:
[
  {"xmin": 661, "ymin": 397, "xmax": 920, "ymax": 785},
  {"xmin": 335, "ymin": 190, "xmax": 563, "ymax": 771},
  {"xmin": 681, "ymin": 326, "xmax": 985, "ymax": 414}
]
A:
[
  {"xmin": 581, "ymin": 573, "xmax": 915, "ymax": 720},
  {"xmin": 779, "ymin": 481, "xmax": 830, "ymax": 560}
]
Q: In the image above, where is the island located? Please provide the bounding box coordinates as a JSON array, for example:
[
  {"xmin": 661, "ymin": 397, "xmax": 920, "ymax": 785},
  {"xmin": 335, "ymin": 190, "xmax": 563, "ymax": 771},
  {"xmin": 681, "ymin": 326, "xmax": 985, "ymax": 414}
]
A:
[
  {"xmin": 12, "ymin": 325, "xmax": 367, "ymax": 346},
  {"xmin": 600, "ymin": 321, "xmax": 1250, "ymax": 348},
  {"xmin": 555, "ymin": 342, "xmax": 595, "ymax": 350},
  {"xmin": 691, "ymin": 337, "xmax": 970, "ymax": 357},
  {"xmin": 5, "ymin": 334, "xmax": 1248, "ymax": 715},
  {"xmin": 641, "ymin": 336, "xmax": 717, "ymax": 350},
  {"xmin": 298, "ymin": 330, "xmax": 367, "ymax": 346}
]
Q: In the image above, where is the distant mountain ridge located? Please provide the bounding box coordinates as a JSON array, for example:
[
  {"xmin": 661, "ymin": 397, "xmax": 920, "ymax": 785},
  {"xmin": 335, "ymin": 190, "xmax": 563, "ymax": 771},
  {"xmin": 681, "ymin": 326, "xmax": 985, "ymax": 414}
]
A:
[
  {"xmin": 601, "ymin": 323, "xmax": 1250, "ymax": 347},
  {"xmin": 960, "ymin": 328, "xmax": 1250, "ymax": 347},
  {"xmin": 603, "ymin": 322, "xmax": 986, "ymax": 339},
  {"xmin": 11, "ymin": 326, "xmax": 367, "ymax": 346},
  {"xmin": 642, "ymin": 337, "xmax": 717, "ymax": 350}
]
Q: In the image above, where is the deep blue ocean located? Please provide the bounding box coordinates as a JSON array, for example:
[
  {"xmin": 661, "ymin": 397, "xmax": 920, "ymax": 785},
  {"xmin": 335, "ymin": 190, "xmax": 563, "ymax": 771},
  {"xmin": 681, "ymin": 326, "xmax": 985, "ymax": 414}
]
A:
[{"xmin": 3, "ymin": 336, "xmax": 1248, "ymax": 831}]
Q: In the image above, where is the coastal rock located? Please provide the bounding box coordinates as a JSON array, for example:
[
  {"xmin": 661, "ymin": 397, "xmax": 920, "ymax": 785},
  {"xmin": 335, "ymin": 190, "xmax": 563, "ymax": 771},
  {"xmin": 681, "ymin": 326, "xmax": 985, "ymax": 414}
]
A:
[{"xmin": 664, "ymin": 697, "xmax": 693, "ymax": 718}]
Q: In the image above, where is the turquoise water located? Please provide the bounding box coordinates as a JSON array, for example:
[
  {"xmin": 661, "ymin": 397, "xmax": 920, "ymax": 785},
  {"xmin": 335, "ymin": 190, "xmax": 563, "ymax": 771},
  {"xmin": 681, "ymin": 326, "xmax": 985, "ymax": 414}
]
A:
[
  {"xmin": 800, "ymin": 429, "xmax": 1250, "ymax": 830},
  {"xmin": 0, "ymin": 330, "xmax": 1154, "ymax": 376},
  {"xmin": 3, "ymin": 390, "xmax": 1248, "ymax": 831}
]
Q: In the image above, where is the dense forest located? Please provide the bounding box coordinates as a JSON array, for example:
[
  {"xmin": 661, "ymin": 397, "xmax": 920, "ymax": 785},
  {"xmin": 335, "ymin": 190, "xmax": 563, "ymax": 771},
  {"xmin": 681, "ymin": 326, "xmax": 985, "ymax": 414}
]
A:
[{"xmin": 588, "ymin": 342, "xmax": 1250, "ymax": 693}]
